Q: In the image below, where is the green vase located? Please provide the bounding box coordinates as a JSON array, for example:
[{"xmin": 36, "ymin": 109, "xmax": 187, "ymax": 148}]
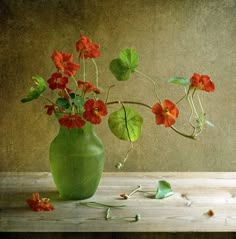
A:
[{"xmin": 49, "ymin": 122, "xmax": 104, "ymax": 200}]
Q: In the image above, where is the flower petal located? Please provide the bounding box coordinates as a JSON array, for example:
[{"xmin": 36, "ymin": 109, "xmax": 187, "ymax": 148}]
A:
[{"xmin": 95, "ymin": 100, "xmax": 108, "ymax": 116}]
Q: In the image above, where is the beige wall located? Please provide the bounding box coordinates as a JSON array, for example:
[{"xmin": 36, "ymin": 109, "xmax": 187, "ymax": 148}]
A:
[{"xmin": 0, "ymin": 0, "xmax": 235, "ymax": 172}]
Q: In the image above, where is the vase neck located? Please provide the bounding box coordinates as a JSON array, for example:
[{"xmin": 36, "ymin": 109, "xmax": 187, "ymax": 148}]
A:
[{"xmin": 58, "ymin": 122, "xmax": 95, "ymax": 135}]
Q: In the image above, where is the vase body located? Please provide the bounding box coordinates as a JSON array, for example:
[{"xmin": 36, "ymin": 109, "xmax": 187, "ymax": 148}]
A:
[{"xmin": 49, "ymin": 123, "xmax": 104, "ymax": 200}]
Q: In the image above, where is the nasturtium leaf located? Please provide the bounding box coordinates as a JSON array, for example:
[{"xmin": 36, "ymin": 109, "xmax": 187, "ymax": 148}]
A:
[
  {"xmin": 55, "ymin": 98, "xmax": 70, "ymax": 109},
  {"xmin": 108, "ymin": 106, "xmax": 143, "ymax": 142},
  {"xmin": 73, "ymin": 95, "xmax": 85, "ymax": 107},
  {"xmin": 119, "ymin": 48, "xmax": 139, "ymax": 72},
  {"xmin": 21, "ymin": 75, "xmax": 47, "ymax": 103},
  {"xmin": 168, "ymin": 77, "xmax": 190, "ymax": 86},
  {"xmin": 155, "ymin": 180, "xmax": 174, "ymax": 199},
  {"xmin": 205, "ymin": 120, "xmax": 214, "ymax": 127},
  {"xmin": 109, "ymin": 58, "xmax": 131, "ymax": 81}
]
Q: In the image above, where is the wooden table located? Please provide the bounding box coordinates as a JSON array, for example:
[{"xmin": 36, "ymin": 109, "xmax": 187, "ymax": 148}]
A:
[{"xmin": 1, "ymin": 172, "xmax": 236, "ymax": 232}]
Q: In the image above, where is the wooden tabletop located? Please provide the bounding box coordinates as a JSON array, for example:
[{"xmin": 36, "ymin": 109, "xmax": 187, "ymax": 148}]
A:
[{"xmin": 1, "ymin": 172, "xmax": 236, "ymax": 232}]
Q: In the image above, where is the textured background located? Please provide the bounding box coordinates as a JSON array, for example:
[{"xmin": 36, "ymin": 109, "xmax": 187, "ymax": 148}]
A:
[{"xmin": 0, "ymin": 0, "xmax": 235, "ymax": 172}]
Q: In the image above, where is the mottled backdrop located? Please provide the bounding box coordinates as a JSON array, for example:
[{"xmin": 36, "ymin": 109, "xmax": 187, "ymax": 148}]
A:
[{"xmin": 0, "ymin": 0, "xmax": 235, "ymax": 172}]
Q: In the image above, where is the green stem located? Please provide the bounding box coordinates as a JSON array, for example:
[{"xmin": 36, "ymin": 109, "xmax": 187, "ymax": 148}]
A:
[
  {"xmin": 83, "ymin": 56, "xmax": 86, "ymax": 82},
  {"xmin": 197, "ymin": 92, "xmax": 205, "ymax": 116},
  {"xmin": 40, "ymin": 94, "xmax": 55, "ymax": 105},
  {"xmin": 189, "ymin": 90, "xmax": 199, "ymax": 118},
  {"xmin": 175, "ymin": 87, "xmax": 190, "ymax": 105},
  {"xmin": 121, "ymin": 103, "xmax": 132, "ymax": 142},
  {"xmin": 79, "ymin": 202, "xmax": 126, "ymax": 209},
  {"xmin": 170, "ymin": 126, "xmax": 197, "ymax": 140},
  {"xmin": 91, "ymin": 58, "xmax": 99, "ymax": 88},
  {"xmin": 106, "ymin": 100, "xmax": 152, "ymax": 110},
  {"xmin": 71, "ymin": 75, "xmax": 79, "ymax": 93},
  {"xmin": 105, "ymin": 85, "xmax": 115, "ymax": 103},
  {"xmin": 135, "ymin": 69, "xmax": 161, "ymax": 103}
]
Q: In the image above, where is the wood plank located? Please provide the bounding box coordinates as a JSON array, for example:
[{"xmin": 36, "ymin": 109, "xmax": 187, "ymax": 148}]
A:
[{"xmin": 1, "ymin": 172, "xmax": 236, "ymax": 232}]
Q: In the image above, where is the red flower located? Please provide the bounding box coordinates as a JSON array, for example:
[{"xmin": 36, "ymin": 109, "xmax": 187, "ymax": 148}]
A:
[
  {"xmin": 27, "ymin": 192, "xmax": 55, "ymax": 212},
  {"xmin": 44, "ymin": 105, "xmax": 55, "ymax": 115},
  {"xmin": 83, "ymin": 99, "xmax": 107, "ymax": 124},
  {"xmin": 47, "ymin": 72, "xmax": 68, "ymax": 90},
  {"xmin": 76, "ymin": 35, "xmax": 101, "ymax": 59},
  {"xmin": 152, "ymin": 99, "xmax": 179, "ymax": 127},
  {"xmin": 59, "ymin": 114, "xmax": 85, "ymax": 129},
  {"xmin": 51, "ymin": 51, "xmax": 80, "ymax": 76},
  {"xmin": 190, "ymin": 73, "xmax": 215, "ymax": 92},
  {"xmin": 77, "ymin": 80, "xmax": 102, "ymax": 94}
]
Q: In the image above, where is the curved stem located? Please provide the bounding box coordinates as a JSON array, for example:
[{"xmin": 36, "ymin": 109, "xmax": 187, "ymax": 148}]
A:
[
  {"xmin": 83, "ymin": 57, "xmax": 86, "ymax": 82},
  {"xmin": 170, "ymin": 126, "xmax": 197, "ymax": 140},
  {"xmin": 175, "ymin": 86, "xmax": 190, "ymax": 105},
  {"xmin": 106, "ymin": 100, "xmax": 152, "ymax": 110},
  {"xmin": 91, "ymin": 58, "xmax": 99, "ymax": 88},
  {"xmin": 40, "ymin": 94, "xmax": 55, "ymax": 105},
  {"xmin": 197, "ymin": 92, "xmax": 205, "ymax": 116},
  {"xmin": 105, "ymin": 85, "xmax": 115, "ymax": 103},
  {"xmin": 135, "ymin": 69, "xmax": 161, "ymax": 103},
  {"xmin": 71, "ymin": 76, "xmax": 79, "ymax": 93}
]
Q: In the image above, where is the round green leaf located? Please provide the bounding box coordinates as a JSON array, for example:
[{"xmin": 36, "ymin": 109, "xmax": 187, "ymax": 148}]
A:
[
  {"xmin": 56, "ymin": 98, "xmax": 70, "ymax": 109},
  {"xmin": 119, "ymin": 48, "xmax": 139, "ymax": 72},
  {"xmin": 108, "ymin": 106, "xmax": 143, "ymax": 142},
  {"xmin": 155, "ymin": 180, "xmax": 174, "ymax": 199},
  {"xmin": 73, "ymin": 95, "xmax": 85, "ymax": 107},
  {"xmin": 109, "ymin": 58, "xmax": 131, "ymax": 81}
]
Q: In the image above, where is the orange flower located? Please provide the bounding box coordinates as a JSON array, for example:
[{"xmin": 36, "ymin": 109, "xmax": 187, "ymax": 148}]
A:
[
  {"xmin": 27, "ymin": 192, "xmax": 55, "ymax": 211},
  {"xmin": 59, "ymin": 114, "xmax": 85, "ymax": 129},
  {"xmin": 76, "ymin": 35, "xmax": 101, "ymax": 59},
  {"xmin": 152, "ymin": 99, "xmax": 179, "ymax": 127},
  {"xmin": 51, "ymin": 51, "xmax": 80, "ymax": 76},
  {"xmin": 190, "ymin": 73, "xmax": 215, "ymax": 92},
  {"xmin": 83, "ymin": 99, "xmax": 107, "ymax": 124},
  {"xmin": 77, "ymin": 80, "xmax": 102, "ymax": 94}
]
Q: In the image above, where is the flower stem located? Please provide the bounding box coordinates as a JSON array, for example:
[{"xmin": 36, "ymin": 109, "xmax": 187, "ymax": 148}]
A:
[
  {"xmin": 71, "ymin": 75, "xmax": 79, "ymax": 93},
  {"xmin": 170, "ymin": 126, "xmax": 197, "ymax": 140},
  {"xmin": 83, "ymin": 56, "xmax": 86, "ymax": 82},
  {"xmin": 91, "ymin": 58, "xmax": 99, "ymax": 88},
  {"xmin": 135, "ymin": 69, "xmax": 161, "ymax": 103},
  {"xmin": 106, "ymin": 100, "xmax": 152, "ymax": 110},
  {"xmin": 40, "ymin": 94, "xmax": 55, "ymax": 105},
  {"xmin": 79, "ymin": 202, "xmax": 126, "ymax": 209},
  {"xmin": 128, "ymin": 185, "xmax": 142, "ymax": 197},
  {"xmin": 105, "ymin": 85, "xmax": 115, "ymax": 103},
  {"xmin": 175, "ymin": 87, "xmax": 190, "ymax": 104}
]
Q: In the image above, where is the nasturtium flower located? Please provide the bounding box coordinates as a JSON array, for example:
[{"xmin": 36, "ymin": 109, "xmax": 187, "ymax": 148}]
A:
[
  {"xmin": 51, "ymin": 51, "xmax": 80, "ymax": 76},
  {"xmin": 83, "ymin": 99, "xmax": 107, "ymax": 124},
  {"xmin": 47, "ymin": 72, "xmax": 69, "ymax": 90},
  {"xmin": 190, "ymin": 73, "xmax": 215, "ymax": 92},
  {"xmin": 27, "ymin": 192, "xmax": 55, "ymax": 212},
  {"xmin": 77, "ymin": 80, "xmax": 102, "ymax": 94},
  {"xmin": 76, "ymin": 35, "xmax": 101, "ymax": 59},
  {"xmin": 152, "ymin": 99, "xmax": 179, "ymax": 127},
  {"xmin": 59, "ymin": 114, "xmax": 85, "ymax": 129}
]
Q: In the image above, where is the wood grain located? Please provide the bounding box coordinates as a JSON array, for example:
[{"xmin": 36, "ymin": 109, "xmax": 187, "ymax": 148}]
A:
[{"xmin": 1, "ymin": 172, "xmax": 236, "ymax": 232}]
